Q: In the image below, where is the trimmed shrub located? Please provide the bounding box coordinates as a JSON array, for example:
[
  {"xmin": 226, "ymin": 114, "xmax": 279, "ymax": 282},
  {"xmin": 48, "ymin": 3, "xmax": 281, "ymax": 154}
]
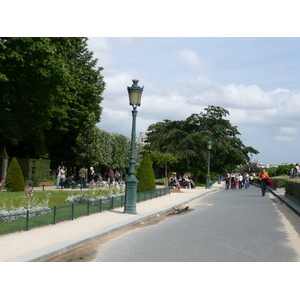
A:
[
  {"xmin": 271, "ymin": 175, "xmax": 289, "ymax": 189},
  {"xmin": 17, "ymin": 158, "xmax": 51, "ymax": 184},
  {"xmin": 136, "ymin": 152, "xmax": 156, "ymax": 192},
  {"xmin": 5, "ymin": 157, "xmax": 26, "ymax": 192},
  {"xmin": 285, "ymin": 179, "xmax": 300, "ymax": 204}
]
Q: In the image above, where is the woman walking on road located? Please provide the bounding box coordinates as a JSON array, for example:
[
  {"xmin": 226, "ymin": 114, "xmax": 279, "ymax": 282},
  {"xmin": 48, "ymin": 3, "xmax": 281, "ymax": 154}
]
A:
[{"xmin": 258, "ymin": 169, "xmax": 269, "ymax": 196}]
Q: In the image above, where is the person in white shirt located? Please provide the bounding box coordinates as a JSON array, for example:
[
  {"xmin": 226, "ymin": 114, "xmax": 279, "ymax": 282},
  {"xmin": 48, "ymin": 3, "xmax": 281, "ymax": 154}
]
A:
[
  {"xmin": 244, "ymin": 172, "xmax": 250, "ymax": 189},
  {"xmin": 238, "ymin": 174, "xmax": 244, "ymax": 189}
]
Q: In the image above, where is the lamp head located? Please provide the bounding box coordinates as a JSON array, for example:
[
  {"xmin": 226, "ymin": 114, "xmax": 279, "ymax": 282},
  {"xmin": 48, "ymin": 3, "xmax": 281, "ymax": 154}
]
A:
[
  {"xmin": 207, "ymin": 140, "xmax": 212, "ymax": 150},
  {"xmin": 127, "ymin": 79, "xmax": 144, "ymax": 107}
]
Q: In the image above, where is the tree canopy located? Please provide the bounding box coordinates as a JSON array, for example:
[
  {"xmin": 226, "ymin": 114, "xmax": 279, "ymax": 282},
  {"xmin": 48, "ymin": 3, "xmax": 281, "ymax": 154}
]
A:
[
  {"xmin": 0, "ymin": 37, "xmax": 105, "ymax": 164},
  {"xmin": 146, "ymin": 105, "xmax": 259, "ymax": 175}
]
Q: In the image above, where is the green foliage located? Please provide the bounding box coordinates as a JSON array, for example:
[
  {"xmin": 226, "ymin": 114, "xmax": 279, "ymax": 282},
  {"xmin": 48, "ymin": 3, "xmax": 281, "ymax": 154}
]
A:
[
  {"xmin": 136, "ymin": 152, "xmax": 156, "ymax": 192},
  {"xmin": 5, "ymin": 157, "xmax": 25, "ymax": 192},
  {"xmin": 146, "ymin": 105, "xmax": 259, "ymax": 175},
  {"xmin": 73, "ymin": 113, "xmax": 103, "ymax": 167},
  {"xmin": 150, "ymin": 150, "xmax": 179, "ymax": 180},
  {"xmin": 97, "ymin": 129, "xmax": 144, "ymax": 172},
  {"xmin": 17, "ymin": 158, "xmax": 50, "ymax": 181},
  {"xmin": 0, "ymin": 37, "xmax": 105, "ymax": 164},
  {"xmin": 285, "ymin": 179, "xmax": 300, "ymax": 203},
  {"xmin": 274, "ymin": 164, "xmax": 294, "ymax": 176},
  {"xmin": 270, "ymin": 175, "xmax": 289, "ymax": 188}
]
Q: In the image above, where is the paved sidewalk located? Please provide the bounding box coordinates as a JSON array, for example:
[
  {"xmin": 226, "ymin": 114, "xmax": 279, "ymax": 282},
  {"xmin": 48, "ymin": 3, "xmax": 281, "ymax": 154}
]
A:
[{"xmin": 1, "ymin": 185, "xmax": 221, "ymax": 262}]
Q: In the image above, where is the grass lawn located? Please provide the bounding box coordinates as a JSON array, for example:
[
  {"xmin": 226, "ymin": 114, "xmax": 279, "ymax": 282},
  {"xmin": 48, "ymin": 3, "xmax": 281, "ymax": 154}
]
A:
[{"xmin": 0, "ymin": 190, "xmax": 75, "ymax": 208}]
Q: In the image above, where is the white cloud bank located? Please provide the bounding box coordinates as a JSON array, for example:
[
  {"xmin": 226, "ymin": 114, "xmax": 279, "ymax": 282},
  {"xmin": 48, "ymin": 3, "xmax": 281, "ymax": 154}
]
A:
[{"xmin": 88, "ymin": 38, "xmax": 300, "ymax": 164}]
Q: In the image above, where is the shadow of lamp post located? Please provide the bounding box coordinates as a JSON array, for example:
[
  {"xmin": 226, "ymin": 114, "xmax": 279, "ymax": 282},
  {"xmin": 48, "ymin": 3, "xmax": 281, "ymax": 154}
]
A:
[
  {"xmin": 205, "ymin": 141, "xmax": 212, "ymax": 189},
  {"xmin": 123, "ymin": 79, "xmax": 144, "ymax": 214}
]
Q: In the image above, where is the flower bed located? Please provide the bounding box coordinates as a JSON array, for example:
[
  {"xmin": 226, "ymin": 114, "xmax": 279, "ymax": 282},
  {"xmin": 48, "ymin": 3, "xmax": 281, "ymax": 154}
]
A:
[
  {"xmin": 65, "ymin": 180, "xmax": 125, "ymax": 203},
  {"xmin": 0, "ymin": 185, "xmax": 51, "ymax": 223},
  {"xmin": 0, "ymin": 179, "xmax": 5, "ymax": 191}
]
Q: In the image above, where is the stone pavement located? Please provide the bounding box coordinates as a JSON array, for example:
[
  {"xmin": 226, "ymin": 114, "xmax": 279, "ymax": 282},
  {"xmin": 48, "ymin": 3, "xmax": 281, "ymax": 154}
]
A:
[
  {"xmin": 2, "ymin": 182, "xmax": 299, "ymax": 262},
  {"xmin": 1, "ymin": 185, "xmax": 221, "ymax": 262}
]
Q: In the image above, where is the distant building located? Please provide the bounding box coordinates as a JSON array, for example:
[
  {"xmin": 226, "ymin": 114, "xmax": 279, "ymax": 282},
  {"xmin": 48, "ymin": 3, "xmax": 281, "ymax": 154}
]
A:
[
  {"xmin": 136, "ymin": 132, "xmax": 148, "ymax": 144},
  {"xmin": 257, "ymin": 163, "xmax": 279, "ymax": 169}
]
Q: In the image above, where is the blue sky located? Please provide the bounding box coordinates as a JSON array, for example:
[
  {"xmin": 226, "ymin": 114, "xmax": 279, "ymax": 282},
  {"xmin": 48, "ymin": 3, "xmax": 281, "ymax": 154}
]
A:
[
  {"xmin": 87, "ymin": 37, "xmax": 300, "ymax": 165},
  {"xmin": 4, "ymin": 2, "xmax": 300, "ymax": 165}
]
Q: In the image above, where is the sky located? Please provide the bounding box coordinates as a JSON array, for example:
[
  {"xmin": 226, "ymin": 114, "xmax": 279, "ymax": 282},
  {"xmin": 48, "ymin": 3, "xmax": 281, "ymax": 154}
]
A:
[
  {"xmin": 87, "ymin": 37, "xmax": 300, "ymax": 165},
  {"xmin": 3, "ymin": 1, "xmax": 300, "ymax": 166}
]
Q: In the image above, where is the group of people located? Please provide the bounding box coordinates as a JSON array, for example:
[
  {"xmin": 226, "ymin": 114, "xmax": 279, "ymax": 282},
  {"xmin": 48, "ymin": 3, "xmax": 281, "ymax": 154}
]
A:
[
  {"xmin": 55, "ymin": 165, "xmax": 126, "ymax": 189},
  {"xmin": 169, "ymin": 173, "xmax": 195, "ymax": 189},
  {"xmin": 225, "ymin": 172, "xmax": 253, "ymax": 190},
  {"xmin": 225, "ymin": 169, "xmax": 272, "ymax": 197}
]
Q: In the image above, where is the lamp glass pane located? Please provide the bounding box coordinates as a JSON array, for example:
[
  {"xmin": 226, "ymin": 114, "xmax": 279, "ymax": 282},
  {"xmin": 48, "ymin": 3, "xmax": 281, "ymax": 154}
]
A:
[{"xmin": 129, "ymin": 91, "xmax": 141, "ymax": 106}]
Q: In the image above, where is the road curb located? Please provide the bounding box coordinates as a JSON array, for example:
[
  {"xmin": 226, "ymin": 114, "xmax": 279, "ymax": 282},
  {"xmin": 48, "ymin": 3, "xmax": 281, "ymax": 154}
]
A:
[{"xmin": 253, "ymin": 182, "xmax": 300, "ymax": 216}]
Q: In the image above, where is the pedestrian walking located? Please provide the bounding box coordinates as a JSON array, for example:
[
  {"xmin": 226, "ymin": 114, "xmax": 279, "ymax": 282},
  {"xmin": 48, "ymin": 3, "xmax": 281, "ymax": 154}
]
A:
[
  {"xmin": 225, "ymin": 175, "xmax": 230, "ymax": 190},
  {"xmin": 115, "ymin": 170, "xmax": 120, "ymax": 183},
  {"xmin": 238, "ymin": 174, "xmax": 243, "ymax": 189},
  {"xmin": 258, "ymin": 169, "xmax": 269, "ymax": 196},
  {"xmin": 232, "ymin": 177, "xmax": 238, "ymax": 190},
  {"xmin": 108, "ymin": 169, "xmax": 114, "ymax": 186},
  {"xmin": 56, "ymin": 165, "xmax": 61, "ymax": 189},
  {"xmin": 244, "ymin": 172, "xmax": 250, "ymax": 189},
  {"xmin": 79, "ymin": 166, "xmax": 87, "ymax": 189},
  {"xmin": 60, "ymin": 166, "xmax": 67, "ymax": 188}
]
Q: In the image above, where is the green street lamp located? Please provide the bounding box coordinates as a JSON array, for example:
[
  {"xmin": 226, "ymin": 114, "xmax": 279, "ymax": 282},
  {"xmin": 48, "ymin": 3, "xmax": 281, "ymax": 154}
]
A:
[
  {"xmin": 205, "ymin": 141, "xmax": 212, "ymax": 189},
  {"xmin": 123, "ymin": 79, "xmax": 144, "ymax": 214}
]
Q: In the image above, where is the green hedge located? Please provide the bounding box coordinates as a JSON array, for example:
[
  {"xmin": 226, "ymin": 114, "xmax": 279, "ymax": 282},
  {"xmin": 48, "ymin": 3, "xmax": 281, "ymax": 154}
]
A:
[
  {"xmin": 271, "ymin": 175, "xmax": 289, "ymax": 189},
  {"xmin": 17, "ymin": 158, "xmax": 50, "ymax": 184},
  {"xmin": 285, "ymin": 179, "xmax": 300, "ymax": 203}
]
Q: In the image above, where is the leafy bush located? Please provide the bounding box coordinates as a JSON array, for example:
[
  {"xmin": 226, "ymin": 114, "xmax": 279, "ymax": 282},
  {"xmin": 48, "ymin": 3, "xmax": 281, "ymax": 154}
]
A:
[
  {"xmin": 136, "ymin": 152, "xmax": 156, "ymax": 192},
  {"xmin": 271, "ymin": 175, "xmax": 289, "ymax": 189},
  {"xmin": 5, "ymin": 157, "xmax": 25, "ymax": 192},
  {"xmin": 285, "ymin": 179, "xmax": 300, "ymax": 204},
  {"xmin": 268, "ymin": 164, "xmax": 294, "ymax": 176}
]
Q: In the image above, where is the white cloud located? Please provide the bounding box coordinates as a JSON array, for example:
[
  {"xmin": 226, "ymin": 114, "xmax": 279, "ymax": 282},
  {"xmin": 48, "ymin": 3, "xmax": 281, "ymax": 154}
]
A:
[
  {"xmin": 175, "ymin": 49, "xmax": 203, "ymax": 71},
  {"xmin": 274, "ymin": 136, "xmax": 294, "ymax": 142},
  {"xmin": 273, "ymin": 127, "xmax": 297, "ymax": 143},
  {"xmin": 86, "ymin": 37, "xmax": 300, "ymax": 164},
  {"xmin": 268, "ymin": 88, "xmax": 290, "ymax": 95},
  {"xmin": 279, "ymin": 127, "xmax": 297, "ymax": 135},
  {"xmin": 118, "ymin": 37, "xmax": 145, "ymax": 45}
]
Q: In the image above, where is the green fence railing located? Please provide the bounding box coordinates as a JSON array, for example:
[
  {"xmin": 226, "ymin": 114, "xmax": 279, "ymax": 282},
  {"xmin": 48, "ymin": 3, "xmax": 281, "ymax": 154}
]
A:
[{"xmin": 0, "ymin": 187, "xmax": 170, "ymax": 235}]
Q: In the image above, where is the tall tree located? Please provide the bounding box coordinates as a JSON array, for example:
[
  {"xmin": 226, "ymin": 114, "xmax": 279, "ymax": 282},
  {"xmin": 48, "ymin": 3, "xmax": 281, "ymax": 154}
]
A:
[
  {"xmin": 146, "ymin": 106, "xmax": 259, "ymax": 175},
  {"xmin": 0, "ymin": 37, "xmax": 105, "ymax": 163},
  {"xmin": 72, "ymin": 113, "xmax": 103, "ymax": 168},
  {"xmin": 98, "ymin": 129, "xmax": 144, "ymax": 172}
]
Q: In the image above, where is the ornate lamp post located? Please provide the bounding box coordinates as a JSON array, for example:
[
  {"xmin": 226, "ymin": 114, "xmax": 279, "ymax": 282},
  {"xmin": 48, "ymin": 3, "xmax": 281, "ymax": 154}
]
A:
[
  {"xmin": 205, "ymin": 141, "xmax": 212, "ymax": 189},
  {"xmin": 123, "ymin": 79, "xmax": 144, "ymax": 214}
]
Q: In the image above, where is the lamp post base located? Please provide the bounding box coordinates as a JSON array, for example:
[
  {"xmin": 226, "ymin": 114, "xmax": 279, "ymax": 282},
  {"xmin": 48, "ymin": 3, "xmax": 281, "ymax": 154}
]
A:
[
  {"xmin": 123, "ymin": 177, "xmax": 138, "ymax": 214},
  {"xmin": 123, "ymin": 205, "xmax": 137, "ymax": 215},
  {"xmin": 205, "ymin": 174, "xmax": 211, "ymax": 189}
]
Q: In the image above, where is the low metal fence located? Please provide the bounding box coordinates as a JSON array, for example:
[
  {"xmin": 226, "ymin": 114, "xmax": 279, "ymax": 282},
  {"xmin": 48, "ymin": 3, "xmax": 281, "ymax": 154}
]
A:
[{"xmin": 0, "ymin": 187, "xmax": 170, "ymax": 235}]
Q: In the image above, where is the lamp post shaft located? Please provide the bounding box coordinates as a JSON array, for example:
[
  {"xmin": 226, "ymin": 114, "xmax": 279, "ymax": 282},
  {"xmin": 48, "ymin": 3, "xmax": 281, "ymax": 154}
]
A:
[
  {"xmin": 206, "ymin": 149, "xmax": 211, "ymax": 189},
  {"xmin": 124, "ymin": 107, "xmax": 138, "ymax": 214}
]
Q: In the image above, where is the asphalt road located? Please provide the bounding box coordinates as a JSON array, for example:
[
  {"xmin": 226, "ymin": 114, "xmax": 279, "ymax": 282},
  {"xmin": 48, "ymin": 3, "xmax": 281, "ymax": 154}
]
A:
[{"xmin": 48, "ymin": 184, "xmax": 300, "ymax": 262}]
